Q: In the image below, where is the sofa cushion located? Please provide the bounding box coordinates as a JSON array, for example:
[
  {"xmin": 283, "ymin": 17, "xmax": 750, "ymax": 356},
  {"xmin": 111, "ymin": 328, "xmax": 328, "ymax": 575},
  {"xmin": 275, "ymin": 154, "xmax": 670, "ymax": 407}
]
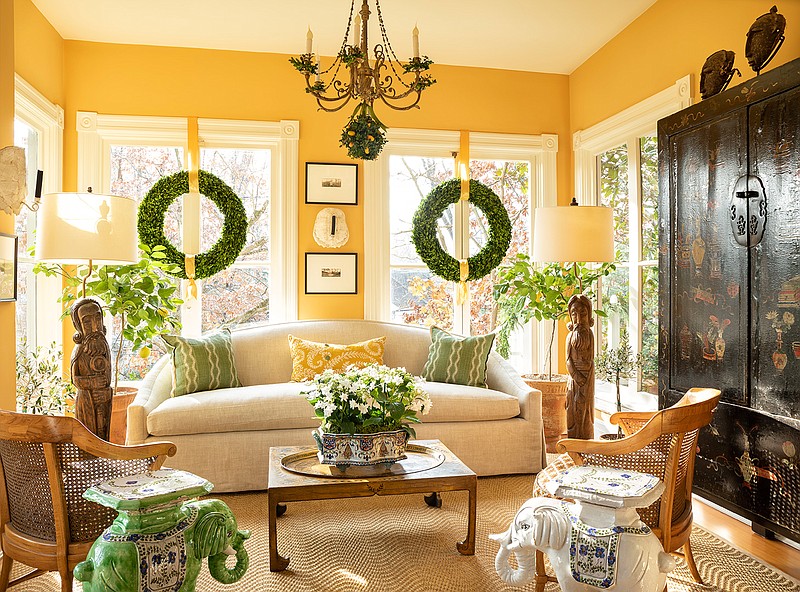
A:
[
  {"xmin": 147, "ymin": 380, "xmax": 521, "ymax": 437},
  {"xmin": 161, "ymin": 329, "xmax": 240, "ymax": 397},
  {"xmin": 419, "ymin": 381, "xmax": 520, "ymax": 422},
  {"xmin": 147, "ymin": 383, "xmax": 319, "ymax": 437},
  {"xmin": 287, "ymin": 335, "xmax": 386, "ymax": 381},
  {"xmin": 422, "ymin": 326, "xmax": 495, "ymax": 388}
]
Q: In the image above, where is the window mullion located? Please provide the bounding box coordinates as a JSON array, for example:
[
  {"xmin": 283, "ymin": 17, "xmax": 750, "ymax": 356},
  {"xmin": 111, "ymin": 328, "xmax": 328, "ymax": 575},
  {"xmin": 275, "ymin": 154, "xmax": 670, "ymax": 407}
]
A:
[{"xmin": 627, "ymin": 136, "xmax": 644, "ymax": 393}]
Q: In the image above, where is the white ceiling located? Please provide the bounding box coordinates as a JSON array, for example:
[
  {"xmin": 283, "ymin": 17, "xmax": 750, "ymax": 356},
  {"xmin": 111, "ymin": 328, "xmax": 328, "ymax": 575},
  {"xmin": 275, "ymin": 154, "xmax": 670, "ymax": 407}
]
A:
[{"xmin": 31, "ymin": 0, "xmax": 657, "ymax": 74}]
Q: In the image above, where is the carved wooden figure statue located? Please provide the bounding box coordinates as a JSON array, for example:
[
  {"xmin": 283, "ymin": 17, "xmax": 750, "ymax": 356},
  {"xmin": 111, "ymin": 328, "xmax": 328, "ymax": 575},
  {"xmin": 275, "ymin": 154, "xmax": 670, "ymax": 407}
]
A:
[
  {"xmin": 70, "ymin": 298, "xmax": 113, "ymax": 440},
  {"xmin": 565, "ymin": 294, "xmax": 595, "ymax": 440},
  {"xmin": 746, "ymin": 5, "xmax": 786, "ymax": 74}
]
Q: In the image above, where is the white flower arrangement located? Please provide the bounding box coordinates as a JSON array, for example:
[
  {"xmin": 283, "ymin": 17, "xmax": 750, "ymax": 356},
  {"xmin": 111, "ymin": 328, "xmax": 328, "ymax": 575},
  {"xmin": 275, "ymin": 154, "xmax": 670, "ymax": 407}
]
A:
[{"xmin": 302, "ymin": 364, "xmax": 432, "ymax": 436}]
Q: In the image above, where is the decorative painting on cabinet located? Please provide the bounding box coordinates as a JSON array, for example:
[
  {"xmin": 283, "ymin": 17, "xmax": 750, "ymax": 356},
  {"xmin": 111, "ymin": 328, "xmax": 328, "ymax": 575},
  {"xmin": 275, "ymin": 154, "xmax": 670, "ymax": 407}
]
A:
[{"xmin": 658, "ymin": 57, "xmax": 800, "ymax": 542}]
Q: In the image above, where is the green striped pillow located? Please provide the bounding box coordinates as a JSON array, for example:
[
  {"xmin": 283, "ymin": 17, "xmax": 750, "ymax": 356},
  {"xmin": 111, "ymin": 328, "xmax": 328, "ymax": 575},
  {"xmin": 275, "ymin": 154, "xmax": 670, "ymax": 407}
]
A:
[
  {"xmin": 161, "ymin": 329, "xmax": 241, "ymax": 397},
  {"xmin": 422, "ymin": 326, "xmax": 495, "ymax": 388}
]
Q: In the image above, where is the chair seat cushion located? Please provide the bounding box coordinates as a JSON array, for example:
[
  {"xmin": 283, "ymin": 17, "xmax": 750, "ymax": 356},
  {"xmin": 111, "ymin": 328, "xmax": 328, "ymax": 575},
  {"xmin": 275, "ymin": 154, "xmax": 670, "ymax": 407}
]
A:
[{"xmin": 147, "ymin": 380, "xmax": 521, "ymax": 437}]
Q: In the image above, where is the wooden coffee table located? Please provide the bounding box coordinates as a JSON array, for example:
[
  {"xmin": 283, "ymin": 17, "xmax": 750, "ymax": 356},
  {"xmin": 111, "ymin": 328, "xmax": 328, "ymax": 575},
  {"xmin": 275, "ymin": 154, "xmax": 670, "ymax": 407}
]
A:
[{"xmin": 267, "ymin": 439, "xmax": 477, "ymax": 572}]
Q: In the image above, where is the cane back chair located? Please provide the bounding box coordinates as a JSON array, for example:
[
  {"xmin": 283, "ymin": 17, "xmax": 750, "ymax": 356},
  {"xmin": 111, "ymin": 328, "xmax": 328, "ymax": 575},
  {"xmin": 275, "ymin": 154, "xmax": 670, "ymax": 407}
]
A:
[
  {"xmin": 531, "ymin": 387, "xmax": 721, "ymax": 592},
  {"xmin": 0, "ymin": 410, "xmax": 177, "ymax": 591}
]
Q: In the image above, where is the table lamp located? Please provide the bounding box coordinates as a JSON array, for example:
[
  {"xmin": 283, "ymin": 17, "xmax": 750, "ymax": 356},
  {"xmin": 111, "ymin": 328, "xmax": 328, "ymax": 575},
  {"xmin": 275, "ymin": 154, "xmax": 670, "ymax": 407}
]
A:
[
  {"xmin": 533, "ymin": 198, "xmax": 614, "ymax": 440},
  {"xmin": 36, "ymin": 190, "xmax": 138, "ymax": 440}
]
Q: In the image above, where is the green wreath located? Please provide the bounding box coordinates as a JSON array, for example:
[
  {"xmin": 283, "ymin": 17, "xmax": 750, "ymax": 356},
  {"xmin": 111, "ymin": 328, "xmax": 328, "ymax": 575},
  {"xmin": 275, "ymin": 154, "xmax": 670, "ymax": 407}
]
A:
[
  {"xmin": 412, "ymin": 179, "xmax": 512, "ymax": 282},
  {"xmin": 138, "ymin": 170, "xmax": 247, "ymax": 279}
]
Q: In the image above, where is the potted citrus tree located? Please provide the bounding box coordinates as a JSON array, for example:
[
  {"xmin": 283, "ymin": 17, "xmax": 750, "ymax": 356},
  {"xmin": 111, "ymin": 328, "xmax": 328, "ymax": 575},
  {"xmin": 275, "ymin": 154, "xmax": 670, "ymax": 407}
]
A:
[{"xmin": 493, "ymin": 253, "xmax": 613, "ymax": 451}]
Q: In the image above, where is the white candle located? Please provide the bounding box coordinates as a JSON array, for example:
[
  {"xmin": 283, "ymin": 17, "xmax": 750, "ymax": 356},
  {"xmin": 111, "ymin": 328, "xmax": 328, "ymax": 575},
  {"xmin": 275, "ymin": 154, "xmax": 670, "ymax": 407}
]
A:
[
  {"xmin": 412, "ymin": 25, "xmax": 419, "ymax": 58},
  {"xmin": 315, "ymin": 56, "xmax": 321, "ymax": 82},
  {"xmin": 353, "ymin": 14, "xmax": 361, "ymax": 48},
  {"xmin": 306, "ymin": 27, "xmax": 313, "ymax": 54}
]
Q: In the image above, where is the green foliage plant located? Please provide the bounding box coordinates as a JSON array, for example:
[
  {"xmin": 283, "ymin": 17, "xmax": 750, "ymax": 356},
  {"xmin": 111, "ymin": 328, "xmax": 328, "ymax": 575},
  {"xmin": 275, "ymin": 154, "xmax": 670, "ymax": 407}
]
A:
[
  {"xmin": 34, "ymin": 243, "xmax": 184, "ymax": 393},
  {"xmin": 596, "ymin": 329, "xmax": 644, "ymax": 431},
  {"xmin": 492, "ymin": 253, "xmax": 615, "ymax": 378},
  {"xmin": 16, "ymin": 338, "xmax": 76, "ymax": 415}
]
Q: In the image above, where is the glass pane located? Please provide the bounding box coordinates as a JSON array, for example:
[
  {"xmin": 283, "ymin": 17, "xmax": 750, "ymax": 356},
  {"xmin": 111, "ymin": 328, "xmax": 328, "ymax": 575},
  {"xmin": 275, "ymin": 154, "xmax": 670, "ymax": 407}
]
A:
[
  {"xmin": 641, "ymin": 265, "xmax": 659, "ymax": 394},
  {"xmin": 389, "ymin": 156, "xmax": 454, "ymax": 266},
  {"xmin": 110, "ymin": 145, "xmax": 184, "ymax": 247},
  {"xmin": 200, "ymin": 148, "xmax": 271, "ymax": 262},
  {"xmin": 390, "ymin": 268, "xmax": 453, "ymax": 331},
  {"xmin": 640, "ymin": 136, "xmax": 659, "ymax": 262},
  {"xmin": 469, "ymin": 159, "xmax": 530, "ymax": 335},
  {"xmin": 14, "ymin": 119, "xmax": 39, "ymax": 349},
  {"xmin": 202, "ymin": 267, "xmax": 270, "ymax": 332},
  {"xmin": 109, "ymin": 145, "xmax": 183, "ymax": 379},
  {"xmin": 598, "ymin": 145, "xmax": 629, "ymax": 262},
  {"xmin": 600, "ymin": 266, "xmax": 630, "ymax": 351}
]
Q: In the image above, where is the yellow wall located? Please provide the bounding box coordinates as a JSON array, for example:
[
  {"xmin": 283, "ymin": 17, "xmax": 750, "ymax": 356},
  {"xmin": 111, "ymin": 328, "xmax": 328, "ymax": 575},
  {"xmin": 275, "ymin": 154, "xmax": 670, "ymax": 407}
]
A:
[
  {"xmin": 1, "ymin": 0, "xmax": 15, "ymax": 410},
  {"xmin": 61, "ymin": 41, "xmax": 571, "ymax": 320},
  {"xmin": 14, "ymin": 0, "xmax": 64, "ymax": 105},
  {"xmin": 570, "ymin": 0, "xmax": 800, "ymax": 134}
]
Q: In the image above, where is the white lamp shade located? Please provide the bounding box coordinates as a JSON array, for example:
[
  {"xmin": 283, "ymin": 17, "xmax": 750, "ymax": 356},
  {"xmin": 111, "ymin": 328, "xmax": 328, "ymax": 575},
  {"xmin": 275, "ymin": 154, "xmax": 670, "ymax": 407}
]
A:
[
  {"xmin": 35, "ymin": 192, "xmax": 138, "ymax": 264},
  {"xmin": 533, "ymin": 205, "xmax": 615, "ymax": 263}
]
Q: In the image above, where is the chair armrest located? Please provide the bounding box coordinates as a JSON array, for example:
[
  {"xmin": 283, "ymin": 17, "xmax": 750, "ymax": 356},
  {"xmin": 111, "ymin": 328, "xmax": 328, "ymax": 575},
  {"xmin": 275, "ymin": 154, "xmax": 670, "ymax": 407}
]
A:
[
  {"xmin": 71, "ymin": 416, "xmax": 177, "ymax": 469},
  {"xmin": 127, "ymin": 355, "xmax": 172, "ymax": 444},
  {"xmin": 556, "ymin": 419, "xmax": 661, "ymax": 458},
  {"xmin": 609, "ymin": 411, "xmax": 656, "ymax": 425}
]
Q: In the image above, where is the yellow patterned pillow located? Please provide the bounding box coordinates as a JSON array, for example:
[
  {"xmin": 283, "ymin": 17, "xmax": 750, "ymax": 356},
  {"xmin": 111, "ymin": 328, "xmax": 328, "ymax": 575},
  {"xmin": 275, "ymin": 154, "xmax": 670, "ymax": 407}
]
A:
[{"xmin": 288, "ymin": 335, "xmax": 386, "ymax": 382}]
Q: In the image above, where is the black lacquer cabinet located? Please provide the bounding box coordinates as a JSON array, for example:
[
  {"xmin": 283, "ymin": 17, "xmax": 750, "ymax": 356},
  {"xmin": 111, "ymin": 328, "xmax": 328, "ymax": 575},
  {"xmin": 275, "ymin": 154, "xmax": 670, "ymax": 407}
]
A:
[{"xmin": 658, "ymin": 57, "xmax": 800, "ymax": 541}]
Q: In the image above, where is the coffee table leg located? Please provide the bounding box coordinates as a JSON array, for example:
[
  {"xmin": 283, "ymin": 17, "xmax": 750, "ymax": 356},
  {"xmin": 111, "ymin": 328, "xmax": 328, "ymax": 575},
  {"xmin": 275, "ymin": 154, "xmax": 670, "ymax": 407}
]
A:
[
  {"xmin": 276, "ymin": 503, "xmax": 287, "ymax": 517},
  {"xmin": 269, "ymin": 495, "xmax": 290, "ymax": 571},
  {"xmin": 456, "ymin": 479, "xmax": 477, "ymax": 555}
]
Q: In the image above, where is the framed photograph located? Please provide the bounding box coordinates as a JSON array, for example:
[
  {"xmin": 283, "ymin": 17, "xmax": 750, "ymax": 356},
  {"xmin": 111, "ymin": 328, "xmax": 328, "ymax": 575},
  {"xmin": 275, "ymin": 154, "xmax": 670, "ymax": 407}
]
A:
[
  {"xmin": 0, "ymin": 233, "xmax": 18, "ymax": 302},
  {"xmin": 305, "ymin": 162, "xmax": 358, "ymax": 205},
  {"xmin": 305, "ymin": 252, "xmax": 358, "ymax": 294}
]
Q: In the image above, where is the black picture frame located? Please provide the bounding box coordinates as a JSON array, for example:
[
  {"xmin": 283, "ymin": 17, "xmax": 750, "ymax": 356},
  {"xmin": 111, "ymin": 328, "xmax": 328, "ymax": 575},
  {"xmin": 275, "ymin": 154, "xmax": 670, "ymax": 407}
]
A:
[
  {"xmin": 305, "ymin": 162, "xmax": 358, "ymax": 205},
  {"xmin": 0, "ymin": 233, "xmax": 18, "ymax": 302},
  {"xmin": 305, "ymin": 252, "xmax": 358, "ymax": 295}
]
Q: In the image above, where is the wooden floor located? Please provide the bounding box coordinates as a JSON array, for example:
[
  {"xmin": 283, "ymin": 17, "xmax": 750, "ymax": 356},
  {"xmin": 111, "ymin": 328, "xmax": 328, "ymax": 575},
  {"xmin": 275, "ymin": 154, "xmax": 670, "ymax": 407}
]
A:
[{"xmin": 692, "ymin": 495, "xmax": 800, "ymax": 580}]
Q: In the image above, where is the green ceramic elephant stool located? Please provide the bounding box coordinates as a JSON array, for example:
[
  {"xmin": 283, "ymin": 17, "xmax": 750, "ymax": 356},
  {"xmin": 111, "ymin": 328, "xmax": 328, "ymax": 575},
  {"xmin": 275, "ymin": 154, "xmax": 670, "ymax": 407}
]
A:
[{"xmin": 74, "ymin": 469, "xmax": 250, "ymax": 592}]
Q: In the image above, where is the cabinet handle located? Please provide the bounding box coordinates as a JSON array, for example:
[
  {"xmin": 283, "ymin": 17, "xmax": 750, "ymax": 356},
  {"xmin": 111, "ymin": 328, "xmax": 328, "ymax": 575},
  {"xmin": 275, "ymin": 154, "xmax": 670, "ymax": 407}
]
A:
[{"xmin": 735, "ymin": 190, "xmax": 760, "ymax": 198}]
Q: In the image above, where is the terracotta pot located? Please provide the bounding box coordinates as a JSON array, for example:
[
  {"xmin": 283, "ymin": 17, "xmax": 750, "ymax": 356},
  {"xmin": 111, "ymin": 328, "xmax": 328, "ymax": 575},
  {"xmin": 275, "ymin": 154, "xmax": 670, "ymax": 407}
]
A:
[
  {"xmin": 109, "ymin": 386, "xmax": 138, "ymax": 444},
  {"xmin": 522, "ymin": 375, "xmax": 568, "ymax": 454}
]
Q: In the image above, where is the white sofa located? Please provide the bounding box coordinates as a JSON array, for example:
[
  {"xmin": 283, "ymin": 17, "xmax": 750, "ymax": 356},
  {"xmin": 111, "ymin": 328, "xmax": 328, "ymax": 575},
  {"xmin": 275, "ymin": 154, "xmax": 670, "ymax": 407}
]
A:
[{"xmin": 127, "ymin": 320, "xmax": 546, "ymax": 492}]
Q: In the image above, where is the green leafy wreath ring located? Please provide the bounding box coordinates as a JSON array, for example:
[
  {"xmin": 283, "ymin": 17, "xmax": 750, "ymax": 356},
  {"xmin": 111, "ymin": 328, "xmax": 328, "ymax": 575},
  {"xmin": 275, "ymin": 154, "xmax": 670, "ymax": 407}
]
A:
[
  {"xmin": 412, "ymin": 178, "xmax": 512, "ymax": 282},
  {"xmin": 138, "ymin": 170, "xmax": 247, "ymax": 280}
]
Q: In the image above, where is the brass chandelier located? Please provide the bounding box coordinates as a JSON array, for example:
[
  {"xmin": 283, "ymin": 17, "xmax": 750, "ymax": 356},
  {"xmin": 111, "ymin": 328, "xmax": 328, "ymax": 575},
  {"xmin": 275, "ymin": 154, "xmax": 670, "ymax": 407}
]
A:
[{"xmin": 290, "ymin": 0, "xmax": 436, "ymax": 159}]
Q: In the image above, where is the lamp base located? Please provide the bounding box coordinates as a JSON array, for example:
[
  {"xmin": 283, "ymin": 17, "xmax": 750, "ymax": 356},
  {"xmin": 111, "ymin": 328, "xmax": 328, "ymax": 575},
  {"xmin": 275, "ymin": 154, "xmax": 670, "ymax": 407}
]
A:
[
  {"xmin": 70, "ymin": 298, "xmax": 113, "ymax": 441},
  {"xmin": 565, "ymin": 294, "xmax": 596, "ymax": 440}
]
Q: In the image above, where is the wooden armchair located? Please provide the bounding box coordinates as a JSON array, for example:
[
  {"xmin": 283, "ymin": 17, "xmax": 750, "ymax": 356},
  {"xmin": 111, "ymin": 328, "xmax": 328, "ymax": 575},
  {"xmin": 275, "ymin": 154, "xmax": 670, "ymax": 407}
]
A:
[
  {"xmin": 0, "ymin": 410, "xmax": 177, "ymax": 591},
  {"xmin": 531, "ymin": 387, "xmax": 721, "ymax": 592}
]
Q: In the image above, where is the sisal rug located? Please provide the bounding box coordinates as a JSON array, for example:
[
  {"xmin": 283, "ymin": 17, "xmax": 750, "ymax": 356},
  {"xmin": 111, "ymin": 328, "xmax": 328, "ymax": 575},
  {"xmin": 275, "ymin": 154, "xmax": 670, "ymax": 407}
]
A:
[{"xmin": 9, "ymin": 476, "xmax": 800, "ymax": 591}]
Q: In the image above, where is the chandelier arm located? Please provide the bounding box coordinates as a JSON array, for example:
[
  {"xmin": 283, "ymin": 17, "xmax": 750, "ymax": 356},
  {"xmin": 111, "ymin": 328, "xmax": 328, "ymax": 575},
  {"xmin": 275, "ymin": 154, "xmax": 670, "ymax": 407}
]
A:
[{"xmin": 377, "ymin": 91, "xmax": 423, "ymax": 111}]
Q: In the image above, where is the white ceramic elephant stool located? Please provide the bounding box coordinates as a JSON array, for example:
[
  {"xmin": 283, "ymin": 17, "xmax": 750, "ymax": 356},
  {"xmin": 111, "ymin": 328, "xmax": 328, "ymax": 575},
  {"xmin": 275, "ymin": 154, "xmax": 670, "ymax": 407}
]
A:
[{"xmin": 491, "ymin": 465, "xmax": 676, "ymax": 590}]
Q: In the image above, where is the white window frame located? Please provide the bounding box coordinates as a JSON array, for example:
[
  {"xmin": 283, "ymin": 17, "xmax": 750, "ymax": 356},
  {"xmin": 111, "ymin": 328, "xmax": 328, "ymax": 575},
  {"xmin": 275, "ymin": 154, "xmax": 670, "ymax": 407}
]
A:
[
  {"xmin": 14, "ymin": 75, "xmax": 64, "ymax": 348},
  {"xmin": 573, "ymin": 75, "xmax": 691, "ymax": 393},
  {"xmin": 76, "ymin": 112, "xmax": 299, "ymax": 337},
  {"xmin": 364, "ymin": 128, "xmax": 558, "ymax": 373}
]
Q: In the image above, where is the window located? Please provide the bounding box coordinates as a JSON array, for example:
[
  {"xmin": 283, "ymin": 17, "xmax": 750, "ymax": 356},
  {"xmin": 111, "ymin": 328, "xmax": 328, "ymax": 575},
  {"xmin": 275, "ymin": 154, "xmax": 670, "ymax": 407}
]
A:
[
  {"xmin": 366, "ymin": 130, "xmax": 558, "ymax": 373},
  {"xmin": 573, "ymin": 75, "xmax": 691, "ymax": 395},
  {"xmin": 14, "ymin": 75, "xmax": 64, "ymax": 351},
  {"xmin": 200, "ymin": 147, "xmax": 271, "ymax": 331},
  {"xmin": 109, "ymin": 144, "xmax": 184, "ymax": 379},
  {"xmin": 596, "ymin": 137, "xmax": 658, "ymax": 392},
  {"xmin": 77, "ymin": 113, "xmax": 299, "ymax": 381}
]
